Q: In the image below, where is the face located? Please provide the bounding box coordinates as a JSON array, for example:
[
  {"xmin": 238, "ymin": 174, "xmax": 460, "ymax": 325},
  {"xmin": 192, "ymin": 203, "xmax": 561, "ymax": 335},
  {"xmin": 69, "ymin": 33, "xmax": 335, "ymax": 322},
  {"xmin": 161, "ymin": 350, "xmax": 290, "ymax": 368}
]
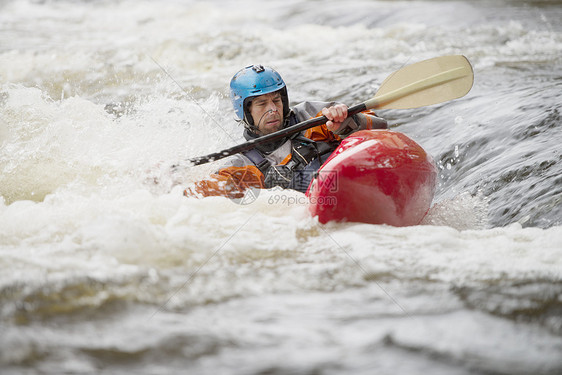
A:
[{"xmin": 249, "ymin": 92, "xmax": 284, "ymax": 135}]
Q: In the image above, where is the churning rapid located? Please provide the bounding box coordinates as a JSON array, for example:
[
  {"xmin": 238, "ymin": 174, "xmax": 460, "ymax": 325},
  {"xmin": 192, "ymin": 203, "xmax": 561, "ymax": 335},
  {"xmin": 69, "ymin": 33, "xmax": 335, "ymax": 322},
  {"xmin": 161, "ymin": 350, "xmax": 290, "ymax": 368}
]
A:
[{"xmin": 1, "ymin": 0, "xmax": 561, "ymax": 374}]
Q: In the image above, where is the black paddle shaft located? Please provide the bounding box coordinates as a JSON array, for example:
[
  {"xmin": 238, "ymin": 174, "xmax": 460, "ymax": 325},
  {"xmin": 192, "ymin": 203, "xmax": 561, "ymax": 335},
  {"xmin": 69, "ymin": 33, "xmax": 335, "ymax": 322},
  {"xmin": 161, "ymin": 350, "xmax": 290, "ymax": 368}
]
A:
[{"xmin": 188, "ymin": 103, "xmax": 367, "ymax": 166}]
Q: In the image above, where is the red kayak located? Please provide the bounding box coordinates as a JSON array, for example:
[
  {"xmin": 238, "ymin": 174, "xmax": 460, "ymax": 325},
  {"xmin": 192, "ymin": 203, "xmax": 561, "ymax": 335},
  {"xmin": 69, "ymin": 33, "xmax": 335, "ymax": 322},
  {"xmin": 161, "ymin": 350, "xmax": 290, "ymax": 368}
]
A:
[{"xmin": 307, "ymin": 130, "xmax": 437, "ymax": 226}]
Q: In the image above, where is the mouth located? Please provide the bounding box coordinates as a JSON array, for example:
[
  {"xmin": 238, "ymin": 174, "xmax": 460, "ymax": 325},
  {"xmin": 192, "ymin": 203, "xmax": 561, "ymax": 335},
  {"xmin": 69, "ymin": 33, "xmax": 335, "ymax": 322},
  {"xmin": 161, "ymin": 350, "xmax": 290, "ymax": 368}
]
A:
[
  {"xmin": 257, "ymin": 113, "xmax": 283, "ymax": 135},
  {"xmin": 263, "ymin": 115, "xmax": 281, "ymax": 128}
]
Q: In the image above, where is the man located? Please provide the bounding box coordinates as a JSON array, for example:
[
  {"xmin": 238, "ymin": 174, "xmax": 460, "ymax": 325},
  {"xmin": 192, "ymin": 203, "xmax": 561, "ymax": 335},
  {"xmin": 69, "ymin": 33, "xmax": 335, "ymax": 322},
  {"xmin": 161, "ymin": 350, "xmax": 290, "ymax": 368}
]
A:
[{"xmin": 185, "ymin": 65, "xmax": 387, "ymax": 198}]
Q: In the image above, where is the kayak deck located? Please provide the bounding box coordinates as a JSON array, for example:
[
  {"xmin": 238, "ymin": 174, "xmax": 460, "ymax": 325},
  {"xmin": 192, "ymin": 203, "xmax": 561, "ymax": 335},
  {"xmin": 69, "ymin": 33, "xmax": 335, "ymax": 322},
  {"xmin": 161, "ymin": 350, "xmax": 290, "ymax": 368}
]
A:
[{"xmin": 307, "ymin": 130, "xmax": 437, "ymax": 226}]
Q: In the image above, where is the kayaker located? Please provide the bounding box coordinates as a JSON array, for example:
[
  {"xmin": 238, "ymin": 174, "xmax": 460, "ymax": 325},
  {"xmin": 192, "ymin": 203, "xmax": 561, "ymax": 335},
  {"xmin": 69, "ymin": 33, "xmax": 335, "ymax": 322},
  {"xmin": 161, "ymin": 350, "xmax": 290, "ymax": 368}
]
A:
[{"xmin": 184, "ymin": 64, "xmax": 387, "ymax": 198}]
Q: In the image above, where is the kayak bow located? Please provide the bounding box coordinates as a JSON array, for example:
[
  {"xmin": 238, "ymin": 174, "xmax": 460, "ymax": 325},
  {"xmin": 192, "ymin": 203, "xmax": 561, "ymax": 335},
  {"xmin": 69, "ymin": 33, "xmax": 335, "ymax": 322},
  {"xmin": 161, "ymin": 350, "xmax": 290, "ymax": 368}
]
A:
[{"xmin": 307, "ymin": 130, "xmax": 437, "ymax": 226}]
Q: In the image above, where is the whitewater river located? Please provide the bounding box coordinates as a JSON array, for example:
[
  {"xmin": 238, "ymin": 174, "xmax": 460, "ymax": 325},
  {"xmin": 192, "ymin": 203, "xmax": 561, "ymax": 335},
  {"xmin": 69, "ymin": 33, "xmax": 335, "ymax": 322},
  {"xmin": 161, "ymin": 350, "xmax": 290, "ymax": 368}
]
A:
[{"xmin": 1, "ymin": 0, "xmax": 561, "ymax": 374}]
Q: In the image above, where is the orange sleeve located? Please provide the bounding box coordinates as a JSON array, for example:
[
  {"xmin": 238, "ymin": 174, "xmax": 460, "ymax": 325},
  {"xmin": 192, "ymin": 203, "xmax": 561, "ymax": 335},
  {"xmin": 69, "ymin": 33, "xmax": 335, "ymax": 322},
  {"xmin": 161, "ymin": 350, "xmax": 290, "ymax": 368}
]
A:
[
  {"xmin": 184, "ymin": 165, "xmax": 265, "ymax": 199},
  {"xmin": 305, "ymin": 109, "xmax": 383, "ymax": 141},
  {"xmin": 304, "ymin": 124, "xmax": 341, "ymax": 142}
]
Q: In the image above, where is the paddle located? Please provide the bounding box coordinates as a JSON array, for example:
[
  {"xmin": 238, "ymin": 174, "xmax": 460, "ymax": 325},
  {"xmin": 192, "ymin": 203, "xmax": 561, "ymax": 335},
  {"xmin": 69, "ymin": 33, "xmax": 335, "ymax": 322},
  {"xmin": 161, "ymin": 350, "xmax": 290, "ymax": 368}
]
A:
[{"xmin": 188, "ymin": 55, "xmax": 473, "ymax": 166}]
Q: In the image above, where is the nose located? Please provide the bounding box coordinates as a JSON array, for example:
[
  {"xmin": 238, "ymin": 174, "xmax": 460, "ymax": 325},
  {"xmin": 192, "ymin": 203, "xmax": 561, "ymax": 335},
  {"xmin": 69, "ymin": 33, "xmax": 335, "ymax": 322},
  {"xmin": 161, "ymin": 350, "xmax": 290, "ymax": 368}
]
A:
[{"xmin": 266, "ymin": 100, "xmax": 279, "ymax": 113}]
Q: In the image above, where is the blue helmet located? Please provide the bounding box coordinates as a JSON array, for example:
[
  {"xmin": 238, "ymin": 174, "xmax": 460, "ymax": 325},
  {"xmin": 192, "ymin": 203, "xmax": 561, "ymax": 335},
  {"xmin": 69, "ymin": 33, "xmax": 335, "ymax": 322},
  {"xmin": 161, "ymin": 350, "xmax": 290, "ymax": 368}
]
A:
[{"xmin": 230, "ymin": 65, "xmax": 289, "ymax": 126}]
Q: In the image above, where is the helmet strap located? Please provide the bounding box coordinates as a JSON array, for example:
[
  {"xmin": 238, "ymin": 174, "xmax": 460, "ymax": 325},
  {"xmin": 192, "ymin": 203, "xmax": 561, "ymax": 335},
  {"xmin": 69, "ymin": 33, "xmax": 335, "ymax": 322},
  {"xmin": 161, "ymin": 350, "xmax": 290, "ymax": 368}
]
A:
[
  {"xmin": 243, "ymin": 119, "xmax": 260, "ymax": 135},
  {"xmin": 239, "ymin": 109, "xmax": 260, "ymax": 135}
]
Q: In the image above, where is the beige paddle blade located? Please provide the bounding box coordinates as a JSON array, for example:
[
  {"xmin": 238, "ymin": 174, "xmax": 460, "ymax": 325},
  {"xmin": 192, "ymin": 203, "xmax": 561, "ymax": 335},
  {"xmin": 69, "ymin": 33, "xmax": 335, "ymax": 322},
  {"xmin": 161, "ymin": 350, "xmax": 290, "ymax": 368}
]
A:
[{"xmin": 364, "ymin": 55, "xmax": 474, "ymax": 110}]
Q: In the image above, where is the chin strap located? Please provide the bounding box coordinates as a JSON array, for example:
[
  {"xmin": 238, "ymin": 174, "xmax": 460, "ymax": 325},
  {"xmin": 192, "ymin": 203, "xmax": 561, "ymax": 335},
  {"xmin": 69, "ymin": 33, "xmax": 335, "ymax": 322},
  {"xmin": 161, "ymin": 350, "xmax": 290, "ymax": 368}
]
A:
[{"xmin": 239, "ymin": 112, "xmax": 259, "ymax": 135}]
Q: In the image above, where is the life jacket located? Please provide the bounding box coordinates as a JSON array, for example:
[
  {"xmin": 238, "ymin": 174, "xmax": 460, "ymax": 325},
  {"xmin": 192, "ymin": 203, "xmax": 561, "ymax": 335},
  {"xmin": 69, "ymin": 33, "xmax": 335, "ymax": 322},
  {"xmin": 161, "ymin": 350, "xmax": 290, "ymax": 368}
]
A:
[{"xmin": 242, "ymin": 112, "xmax": 339, "ymax": 193}]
